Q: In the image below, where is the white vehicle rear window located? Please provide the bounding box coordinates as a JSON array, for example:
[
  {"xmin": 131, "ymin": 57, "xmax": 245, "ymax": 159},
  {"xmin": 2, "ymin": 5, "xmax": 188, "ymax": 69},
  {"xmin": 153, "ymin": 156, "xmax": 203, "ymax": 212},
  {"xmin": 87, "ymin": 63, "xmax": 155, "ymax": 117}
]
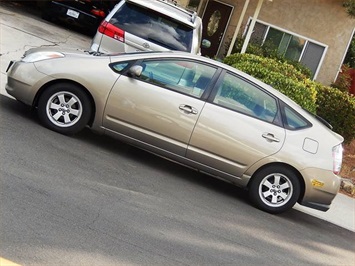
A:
[{"xmin": 109, "ymin": 2, "xmax": 193, "ymax": 52}]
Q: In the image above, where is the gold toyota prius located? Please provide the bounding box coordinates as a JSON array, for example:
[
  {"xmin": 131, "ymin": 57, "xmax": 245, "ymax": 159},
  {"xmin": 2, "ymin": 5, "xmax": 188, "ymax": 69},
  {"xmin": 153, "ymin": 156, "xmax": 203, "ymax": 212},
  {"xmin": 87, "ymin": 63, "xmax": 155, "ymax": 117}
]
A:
[{"xmin": 6, "ymin": 48, "xmax": 344, "ymax": 214}]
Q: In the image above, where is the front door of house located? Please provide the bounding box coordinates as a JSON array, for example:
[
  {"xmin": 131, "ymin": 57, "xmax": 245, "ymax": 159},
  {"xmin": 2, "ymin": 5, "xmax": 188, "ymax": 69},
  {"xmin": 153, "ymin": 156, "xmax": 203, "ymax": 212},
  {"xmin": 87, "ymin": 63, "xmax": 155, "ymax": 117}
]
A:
[{"xmin": 201, "ymin": 0, "xmax": 233, "ymax": 58}]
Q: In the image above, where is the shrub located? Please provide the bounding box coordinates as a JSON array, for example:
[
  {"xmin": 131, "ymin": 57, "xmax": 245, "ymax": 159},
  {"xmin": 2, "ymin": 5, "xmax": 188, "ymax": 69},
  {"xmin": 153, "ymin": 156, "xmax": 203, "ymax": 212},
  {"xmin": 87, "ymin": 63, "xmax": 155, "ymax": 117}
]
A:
[
  {"xmin": 224, "ymin": 53, "xmax": 355, "ymax": 143},
  {"xmin": 344, "ymin": 35, "xmax": 355, "ymax": 68},
  {"xmin": 343, "ymin": 0, "xmax": 355, "ymax": 18},
  {"xmin": 331, "ymin": 64, "xmax": 352, "ymax": 93},
  {"xmin": 315, "ymin": 84, "xmax": 355, "ymax": 144},
  {"xmin": 225, "ymin": 36, "xmax": 313, "ymax": 78}
]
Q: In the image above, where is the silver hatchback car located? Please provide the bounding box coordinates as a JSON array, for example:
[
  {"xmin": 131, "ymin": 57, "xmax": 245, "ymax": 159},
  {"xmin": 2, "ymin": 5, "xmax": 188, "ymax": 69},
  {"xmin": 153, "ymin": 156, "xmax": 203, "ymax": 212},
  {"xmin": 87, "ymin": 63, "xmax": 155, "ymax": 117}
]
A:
[
  {"xmin": 90, "ymin": 0, "xmax": 208, "ymax": 54},
  {"xmin": 6, "ymin": 48, "xmax": 343, "ymax": 214}
]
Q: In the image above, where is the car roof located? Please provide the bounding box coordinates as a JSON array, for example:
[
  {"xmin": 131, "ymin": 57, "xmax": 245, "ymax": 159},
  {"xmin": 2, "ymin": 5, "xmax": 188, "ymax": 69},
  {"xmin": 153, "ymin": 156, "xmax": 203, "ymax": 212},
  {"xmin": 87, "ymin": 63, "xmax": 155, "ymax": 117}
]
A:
[{"xmin": 125, "ymin": 0, "xmax": 201, "ymax": 27}]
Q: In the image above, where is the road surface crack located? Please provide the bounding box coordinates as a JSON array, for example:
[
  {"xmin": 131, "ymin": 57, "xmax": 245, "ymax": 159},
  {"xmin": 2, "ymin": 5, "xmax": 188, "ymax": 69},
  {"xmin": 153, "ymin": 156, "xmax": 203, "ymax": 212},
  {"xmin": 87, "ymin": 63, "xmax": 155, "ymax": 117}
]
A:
[{"xmin": 1, "ymin": 22, "xmax": 75, "ymax": 56}]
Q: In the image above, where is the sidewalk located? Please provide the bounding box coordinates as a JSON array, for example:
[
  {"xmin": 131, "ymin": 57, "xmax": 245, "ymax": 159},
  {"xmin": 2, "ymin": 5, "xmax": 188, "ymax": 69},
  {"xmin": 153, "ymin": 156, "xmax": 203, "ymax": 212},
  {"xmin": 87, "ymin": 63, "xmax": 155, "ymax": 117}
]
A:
[
  {"xmin": 294, "ymin": 193, "xmax": 355, "ymax": 232},
  {"xmin": 0, "ymin": 3, "xmax": 91, "ymax": 97}
]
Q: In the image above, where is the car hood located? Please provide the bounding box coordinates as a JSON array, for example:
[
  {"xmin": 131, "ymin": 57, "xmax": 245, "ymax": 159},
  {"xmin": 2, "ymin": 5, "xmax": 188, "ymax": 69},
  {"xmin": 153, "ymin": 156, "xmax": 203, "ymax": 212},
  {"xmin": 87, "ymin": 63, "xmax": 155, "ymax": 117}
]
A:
[{"xmin": 23, "ymin": 47, "xmax": 105, "ymax": 59}]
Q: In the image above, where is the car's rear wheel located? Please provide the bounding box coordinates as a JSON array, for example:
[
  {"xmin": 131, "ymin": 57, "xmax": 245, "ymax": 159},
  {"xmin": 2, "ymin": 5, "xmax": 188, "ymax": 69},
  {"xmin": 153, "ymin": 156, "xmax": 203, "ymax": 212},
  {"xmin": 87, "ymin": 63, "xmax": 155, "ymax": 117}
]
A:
[
  {"xmin": 38, "ymin": 83, "xmax": 91, "ymax": 135},
  {"xmin": 248, "ymin": 166, "xmax": 300, "ymax": 214}
]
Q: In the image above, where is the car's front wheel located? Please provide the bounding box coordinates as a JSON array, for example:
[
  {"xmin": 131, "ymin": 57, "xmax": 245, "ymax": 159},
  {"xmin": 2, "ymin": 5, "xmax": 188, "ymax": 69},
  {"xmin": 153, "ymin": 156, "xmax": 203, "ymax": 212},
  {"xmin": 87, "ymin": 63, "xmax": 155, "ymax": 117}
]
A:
[
  {"xmin": 248, "ymin": 166, "xmax": 301, "ymax": 214},
  {"xmin": 38, "ymin": 83, "xmax": 92, "ymax": 135}
]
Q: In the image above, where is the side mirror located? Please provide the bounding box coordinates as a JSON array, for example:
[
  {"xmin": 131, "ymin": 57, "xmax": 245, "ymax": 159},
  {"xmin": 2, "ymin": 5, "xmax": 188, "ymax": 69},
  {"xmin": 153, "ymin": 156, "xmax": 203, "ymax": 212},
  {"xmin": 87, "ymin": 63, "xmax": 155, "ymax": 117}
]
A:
[
  {"xmin": 201, "ymin": 39, "xmax": 211, "ymax": 48},
  {"xmin": 128, "ymin": 65, "xmax": 143, "ymax": 77}
]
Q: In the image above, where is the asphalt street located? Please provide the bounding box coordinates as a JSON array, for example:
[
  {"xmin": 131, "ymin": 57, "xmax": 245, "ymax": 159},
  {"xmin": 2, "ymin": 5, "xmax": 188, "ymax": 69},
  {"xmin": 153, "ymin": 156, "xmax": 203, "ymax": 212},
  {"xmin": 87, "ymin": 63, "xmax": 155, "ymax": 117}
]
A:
[
  {"xmin": 1, "ymin": 93, "xmax": 355, "ymax": 265},
  {"xmin": 1, "ymin": 1, "xmax": 354, "ymax": 232},
  {"xmin": 0, "ymin": 1, "xmax": 354, "ymax": 265}
]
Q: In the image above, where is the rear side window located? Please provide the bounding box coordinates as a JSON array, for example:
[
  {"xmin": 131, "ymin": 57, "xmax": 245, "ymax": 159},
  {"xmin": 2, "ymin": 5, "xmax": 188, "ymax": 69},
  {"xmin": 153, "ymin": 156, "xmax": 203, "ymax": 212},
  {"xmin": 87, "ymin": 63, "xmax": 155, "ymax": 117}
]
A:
[
  {"xmin": 213, "ymin": 72, "xmax": 278, "ymax": 123},
  {"xmin": 136, "ymin": 59, "xmax": 217, "ymax": 98},
  {"xmin": 109, "ymin": 2, "xmax": 193, "ymax": 52}
]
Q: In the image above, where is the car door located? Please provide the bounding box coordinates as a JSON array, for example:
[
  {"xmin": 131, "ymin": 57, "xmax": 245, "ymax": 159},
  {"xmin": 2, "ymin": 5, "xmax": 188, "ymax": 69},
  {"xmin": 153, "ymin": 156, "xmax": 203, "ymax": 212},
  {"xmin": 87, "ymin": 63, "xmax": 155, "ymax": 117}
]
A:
[
  {"xmin": 186, "ymin": 71, "xmax": 286, "ymax": 178},
  {"xmin": 103, "ymin": 58, "xmax": 218, "ymax": 156}
]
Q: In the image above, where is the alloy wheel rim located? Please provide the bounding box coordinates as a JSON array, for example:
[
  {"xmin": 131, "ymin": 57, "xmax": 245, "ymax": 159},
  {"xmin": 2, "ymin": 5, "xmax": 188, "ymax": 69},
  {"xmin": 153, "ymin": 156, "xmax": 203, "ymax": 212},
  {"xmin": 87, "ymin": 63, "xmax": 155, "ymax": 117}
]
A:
[
  {"xmin": 46, "ymin": 91, "xmax": 83, "ymax": 128},
  {"xmin": 258, "ymin": 173, "xmax": 293, "ymax": 207}
]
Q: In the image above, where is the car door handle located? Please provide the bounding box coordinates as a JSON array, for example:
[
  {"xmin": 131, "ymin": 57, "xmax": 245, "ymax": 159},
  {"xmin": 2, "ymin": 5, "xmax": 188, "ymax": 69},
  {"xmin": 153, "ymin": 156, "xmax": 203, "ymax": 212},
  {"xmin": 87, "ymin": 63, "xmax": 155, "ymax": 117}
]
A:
[
  {"xmin": 262, "ymin": 133, "xmax": 280, "ymax": 143},
  {"xmin": 179, "ymin": 105, "xmax": 198, "ymax": 114}
]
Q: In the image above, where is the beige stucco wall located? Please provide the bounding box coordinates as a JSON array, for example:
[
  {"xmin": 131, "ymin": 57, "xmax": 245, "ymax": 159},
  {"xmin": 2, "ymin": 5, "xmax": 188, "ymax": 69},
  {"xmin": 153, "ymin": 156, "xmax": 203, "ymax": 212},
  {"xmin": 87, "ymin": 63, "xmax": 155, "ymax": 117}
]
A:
[
  {"xmin": 178, "ymin": 0, "xmax": 190, "ymax": 7},
  {"xmin": 179, "ymin": 0, "xmax": 355, "ymax": 85},
  {"xmin": 254, "ymin": 0, "xmax": 355, "ymax": 84}
]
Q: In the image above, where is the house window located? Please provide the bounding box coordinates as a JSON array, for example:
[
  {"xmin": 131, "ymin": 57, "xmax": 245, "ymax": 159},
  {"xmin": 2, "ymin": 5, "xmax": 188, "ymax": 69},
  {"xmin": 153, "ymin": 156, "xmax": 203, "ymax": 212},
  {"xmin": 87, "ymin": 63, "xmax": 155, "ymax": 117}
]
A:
[
  {"xmin": 250, "ymin": 21, "xmax": 326, "ymax": 79},
  {"xmin": 265, "ymin": 28, "xmax": 306, "ymax": 61}
]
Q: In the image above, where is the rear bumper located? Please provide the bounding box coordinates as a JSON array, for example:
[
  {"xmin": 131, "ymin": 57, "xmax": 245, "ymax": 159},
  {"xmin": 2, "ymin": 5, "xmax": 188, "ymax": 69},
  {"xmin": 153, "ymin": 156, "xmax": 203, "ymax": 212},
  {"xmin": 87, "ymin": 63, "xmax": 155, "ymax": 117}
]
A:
[
  {"xmin": 299, "ymin": 167, "xmax": 341, "ymax": 211},
  {"xmin": 44, "ymin": 1, "xmax": 100, "ymax": 30}
]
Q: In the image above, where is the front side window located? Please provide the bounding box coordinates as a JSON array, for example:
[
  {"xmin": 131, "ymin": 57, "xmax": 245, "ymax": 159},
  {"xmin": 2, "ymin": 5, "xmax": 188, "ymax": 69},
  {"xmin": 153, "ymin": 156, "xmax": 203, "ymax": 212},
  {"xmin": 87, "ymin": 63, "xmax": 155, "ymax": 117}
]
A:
[
  {"xmin": 111, "ymin": 62, "xmax": 130, "ymax": 73},
  {"xmin": 110, "ymin": 3, "xmax": 193, "ymax": 52},
  {"xmin": 137, "ymin": 59, "xmax": 217, "ymax": 98},
  {"xmin": 213, "ymin": 73, "xmax": 278, "ymax": 123}
]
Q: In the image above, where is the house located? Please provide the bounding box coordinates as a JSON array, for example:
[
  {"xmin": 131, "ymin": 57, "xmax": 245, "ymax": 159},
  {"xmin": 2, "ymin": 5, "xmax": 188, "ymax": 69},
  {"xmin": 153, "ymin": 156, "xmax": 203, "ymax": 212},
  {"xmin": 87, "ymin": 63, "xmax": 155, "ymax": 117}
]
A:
[{"xmin": 177, "ymin": 0, "xmax": 355, "ymax": 86}]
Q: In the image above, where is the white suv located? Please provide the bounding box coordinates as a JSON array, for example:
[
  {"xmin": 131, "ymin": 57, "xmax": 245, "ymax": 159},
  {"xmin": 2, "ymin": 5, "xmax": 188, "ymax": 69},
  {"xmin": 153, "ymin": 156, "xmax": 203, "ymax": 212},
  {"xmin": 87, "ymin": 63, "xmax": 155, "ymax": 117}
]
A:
[{"xmin": 90, "ymin": 0, "xmax": 209, "ymax": 54}]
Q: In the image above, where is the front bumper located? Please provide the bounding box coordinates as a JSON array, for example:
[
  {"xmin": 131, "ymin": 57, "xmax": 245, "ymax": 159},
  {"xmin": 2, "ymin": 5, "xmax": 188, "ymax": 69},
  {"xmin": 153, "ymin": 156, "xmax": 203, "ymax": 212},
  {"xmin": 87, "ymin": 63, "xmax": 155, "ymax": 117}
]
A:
[
  {"xmin": 299, "ymin": 167, "xmax": 341, "ymax": 211},
  {"xmin": 6, "ymin": 60, "xmax": 48, "ymax": 106}
]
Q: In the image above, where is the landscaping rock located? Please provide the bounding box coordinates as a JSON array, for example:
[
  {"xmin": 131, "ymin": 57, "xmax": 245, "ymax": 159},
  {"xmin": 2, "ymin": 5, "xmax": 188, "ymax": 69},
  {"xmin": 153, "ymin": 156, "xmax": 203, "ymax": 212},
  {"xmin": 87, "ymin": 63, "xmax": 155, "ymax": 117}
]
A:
[{"xmin": 340, "ymin": 179, "xmax": 355, "ymax": 196}]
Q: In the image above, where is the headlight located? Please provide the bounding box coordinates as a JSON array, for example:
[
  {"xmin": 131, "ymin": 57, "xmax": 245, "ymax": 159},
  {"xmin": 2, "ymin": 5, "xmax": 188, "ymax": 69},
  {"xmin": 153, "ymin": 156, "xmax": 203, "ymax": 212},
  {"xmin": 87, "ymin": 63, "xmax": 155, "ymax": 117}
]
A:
[{"xmin": 22, "ymin": 51, "xmax": 65, "ymax": 63}]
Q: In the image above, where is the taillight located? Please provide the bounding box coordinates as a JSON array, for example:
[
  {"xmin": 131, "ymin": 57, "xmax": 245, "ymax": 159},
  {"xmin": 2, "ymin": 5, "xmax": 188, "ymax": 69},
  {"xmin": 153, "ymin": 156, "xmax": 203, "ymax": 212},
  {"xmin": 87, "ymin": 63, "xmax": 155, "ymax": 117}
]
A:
[
  {"xmin": 98, "ymin": 21, "xmax": 125, "ymax": 42},
  {"xmin": 332, "ymin": 144, "xmax": 343, "ymax": 174},
  {"xmin": 98, "ymin": 20, "xmax": 108, "ymax": 33},
  {"xmin": 91, "ymin": 9, "xmax": 106, "ymax": 17}
]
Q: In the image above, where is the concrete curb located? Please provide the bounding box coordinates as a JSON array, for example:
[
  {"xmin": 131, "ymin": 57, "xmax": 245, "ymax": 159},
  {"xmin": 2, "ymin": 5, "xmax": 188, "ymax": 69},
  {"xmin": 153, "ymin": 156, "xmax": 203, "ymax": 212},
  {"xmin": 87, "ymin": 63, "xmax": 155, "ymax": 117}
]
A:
[{"xmin": 294, "ymin": 193, "xmax": 355, "ymax": 232}]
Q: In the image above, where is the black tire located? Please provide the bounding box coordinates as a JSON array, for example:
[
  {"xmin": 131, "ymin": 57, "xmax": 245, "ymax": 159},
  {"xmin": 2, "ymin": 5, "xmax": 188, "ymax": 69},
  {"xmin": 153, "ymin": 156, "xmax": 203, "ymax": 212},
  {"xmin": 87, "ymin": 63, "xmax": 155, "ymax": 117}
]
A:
[
  {"xmin": 248, "ymin": 166, "xmax": 301, "ymax": 214},
  {"xmin": 37, "ymin": 83, "xmax": 92, "ymax": 135}
]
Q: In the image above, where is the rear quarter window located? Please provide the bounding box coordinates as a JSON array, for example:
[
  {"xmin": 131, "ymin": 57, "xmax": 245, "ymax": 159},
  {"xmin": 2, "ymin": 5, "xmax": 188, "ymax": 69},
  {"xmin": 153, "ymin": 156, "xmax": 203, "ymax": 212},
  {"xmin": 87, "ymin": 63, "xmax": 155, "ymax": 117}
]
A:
[{"xmin": 282, "ymin": 105, "xmax": 311, "ymax": 130}]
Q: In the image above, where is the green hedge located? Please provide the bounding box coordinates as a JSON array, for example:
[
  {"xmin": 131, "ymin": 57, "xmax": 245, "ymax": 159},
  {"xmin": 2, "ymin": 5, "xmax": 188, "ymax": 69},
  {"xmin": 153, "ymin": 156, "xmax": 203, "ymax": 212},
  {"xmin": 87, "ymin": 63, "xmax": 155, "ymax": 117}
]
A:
[
  {"xmin": 315, "ymin": 84, "xmax": 355, "ymax": 143},
  {"xmin": 223, "ymin": 53, "xmax": 355, "ymax": 143}
]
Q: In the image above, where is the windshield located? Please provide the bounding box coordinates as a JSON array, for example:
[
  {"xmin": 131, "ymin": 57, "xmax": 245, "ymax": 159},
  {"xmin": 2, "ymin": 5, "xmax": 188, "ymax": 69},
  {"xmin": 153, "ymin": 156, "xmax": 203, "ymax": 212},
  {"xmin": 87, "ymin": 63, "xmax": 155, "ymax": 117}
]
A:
[{"xmin": 109, "ymin": 2, "xmax": 193, "ymax": 52}]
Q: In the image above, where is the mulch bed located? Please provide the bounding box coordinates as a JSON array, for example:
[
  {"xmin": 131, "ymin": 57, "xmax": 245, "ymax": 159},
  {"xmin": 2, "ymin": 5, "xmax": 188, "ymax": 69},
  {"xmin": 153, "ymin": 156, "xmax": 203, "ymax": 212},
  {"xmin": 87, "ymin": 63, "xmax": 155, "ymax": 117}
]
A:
[{"xmin": 340, "ymin": 140, "xmax": 355, "ymax": 198}]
